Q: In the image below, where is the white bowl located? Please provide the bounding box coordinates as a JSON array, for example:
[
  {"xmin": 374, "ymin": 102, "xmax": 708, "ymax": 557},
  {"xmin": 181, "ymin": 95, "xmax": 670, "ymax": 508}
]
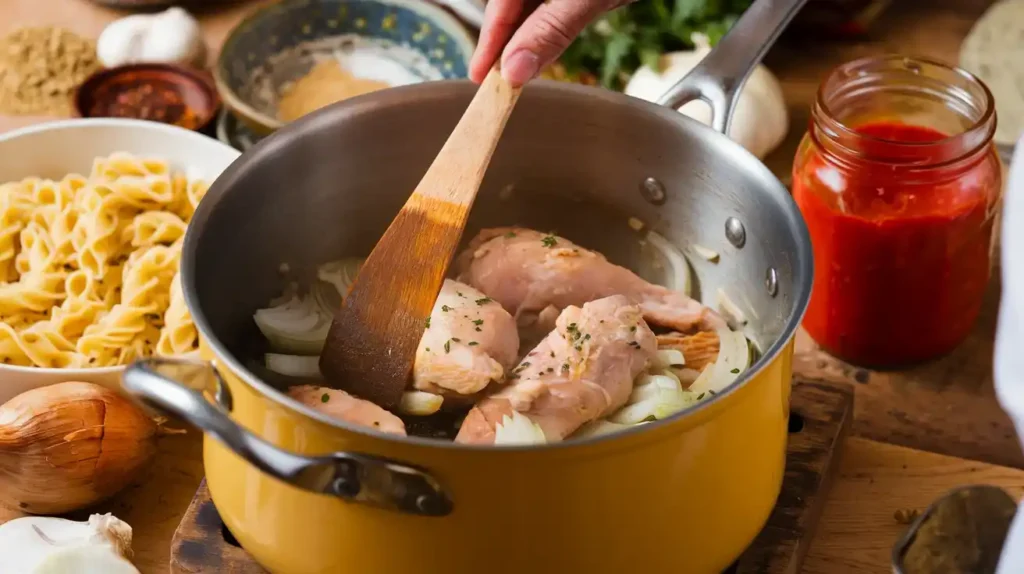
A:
[{"xmin": 0, "ymin": 119, "xmax": 241, "ymax": 404}]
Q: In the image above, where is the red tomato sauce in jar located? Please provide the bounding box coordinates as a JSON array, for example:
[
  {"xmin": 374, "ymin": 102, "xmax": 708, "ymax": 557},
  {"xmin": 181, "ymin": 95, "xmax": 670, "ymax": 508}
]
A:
[{"xmin": 791, "ymin": 57, "xmax": 1001, "ymax": 367}]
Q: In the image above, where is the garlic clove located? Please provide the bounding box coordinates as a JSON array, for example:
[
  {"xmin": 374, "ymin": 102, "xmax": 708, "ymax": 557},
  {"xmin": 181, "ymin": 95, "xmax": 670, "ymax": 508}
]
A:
[
  {"xmin": 0, "ymin": 513, "xmax": 139, "ymax": 573},
  {"xmin": 141, "ymin": 8, "xmax": 207, "ymax": 68},
  {"xmin": 623, "ymin": 36, "xmax": 789, "ymax": 160},
  {"xmin": 96, "ymin": 15, "xmax": 151, "ymax": 68},
  {"xmin": 96, "ymin": 7, "xmax": 207, "ymax": 69},
  {"xmin": 34, "ymin": 545, "xmax": 141, "ymax": 574}
]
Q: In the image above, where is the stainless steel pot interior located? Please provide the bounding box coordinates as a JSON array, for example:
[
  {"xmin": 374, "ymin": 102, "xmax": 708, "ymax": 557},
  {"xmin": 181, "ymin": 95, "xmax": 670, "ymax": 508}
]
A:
[{"xmin": 180, "ymin": 76, "xmax": 812, "ymax": 446}]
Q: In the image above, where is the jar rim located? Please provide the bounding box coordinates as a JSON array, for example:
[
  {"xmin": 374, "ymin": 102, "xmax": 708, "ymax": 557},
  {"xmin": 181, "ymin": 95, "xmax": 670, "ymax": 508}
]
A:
[{"xmin": 814, "ymin": 55, "xmax": 996, "ymax": 164}]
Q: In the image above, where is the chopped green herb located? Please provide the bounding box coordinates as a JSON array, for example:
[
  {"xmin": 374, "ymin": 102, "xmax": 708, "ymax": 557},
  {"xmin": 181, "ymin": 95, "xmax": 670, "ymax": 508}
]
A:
[
  {"xmin": 504, "ymin": 231, "xmax": 517, "ymax": 238},
  {"xmin": 629, "ymin": 326, "xmax": 637, "ymax": 332},
  {"xmin": 457, "ymin": 291, "xmax": 464, "ymax": 297},
  {"xmin": 541, "ymin": 235, "xmax": 557, "ymax": 248},
  {"xmin": 549, "ymin": 351, "xmax": 556, "ymax": 358},
  {"xmin": 547, "ymin": 367, "xmax": 555, "ymax": 373},
  {"xmin": 472, "ymin": 319, "xmax": 484, "ymax": 326},
  {"xmin": 708, "ymin": 389, "xmax": 717, "ymax": 396},
  {"xmin": 321, "ymin": 393, "xmax": 330, "ymax": 403},
  {"xmin": 697, "ymin": 392, "xmax": 705, "ymax": 400},
  {"xmin": 561, "ymin": 362, "xmax": 570, "ymax": 371},
  {"xmin": 452, "ymin": 338, "xmax": 461, "ymax": 343},
  {"xmin": 424, "ymin": 317, "xmax": 431, "ymax": 328},
  {"xmin": 468, "ymin": 341, "xmax": 479, "ymax": 346},
  {"xmin": 475, "ymin": 327, "xmax": 482, "ymax": 332},
  {"xmin": 730, "ymin": 368, "xmax": 740, "ymax": 374},
  {"xmin": 475, "ymin": 297, "xmax": 492, "ymax": 305},
  {"xmin": 444, "ymin": 340, "xmax": 451, "ymax": 353},
  {"xmin": 441, "ymin": 305, "xmax": 451, "ymax": 312}
]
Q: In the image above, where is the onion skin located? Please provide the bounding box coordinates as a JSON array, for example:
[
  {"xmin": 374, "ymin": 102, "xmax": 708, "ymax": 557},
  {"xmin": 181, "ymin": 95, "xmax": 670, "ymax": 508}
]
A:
[{"xmin": 0, "ymin": 382, "xmax": 161, "ymax": 515}]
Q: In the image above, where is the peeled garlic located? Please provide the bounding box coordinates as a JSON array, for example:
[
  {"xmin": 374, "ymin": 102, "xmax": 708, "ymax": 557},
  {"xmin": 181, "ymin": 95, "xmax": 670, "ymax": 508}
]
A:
[
  {"xmin": 624, "ymin": 33, "xmax": 788, "ymax": 159},
  {"xmin": 0, "ymin": 382, "xmax": 173, "ymax": 515},
  {"xmin": 0, "ymin": 513, "xmax": 140, "ymax": 573},
  {"xmin": 97, "ymin": 7, "xmax": 207, "ymax": 68}
]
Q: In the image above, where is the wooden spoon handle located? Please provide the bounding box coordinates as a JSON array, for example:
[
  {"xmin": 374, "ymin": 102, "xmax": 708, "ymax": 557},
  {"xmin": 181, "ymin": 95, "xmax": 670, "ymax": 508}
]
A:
[{"xmin": 410, "ymin": 67, "xmax": 521, "ymax": 208}]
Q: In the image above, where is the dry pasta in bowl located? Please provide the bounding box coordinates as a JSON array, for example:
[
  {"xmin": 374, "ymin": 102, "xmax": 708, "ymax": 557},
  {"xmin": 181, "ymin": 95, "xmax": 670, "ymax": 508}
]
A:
[{"xmin": 0, "ymin": 152, "xmax": 205, "ymax": 368}]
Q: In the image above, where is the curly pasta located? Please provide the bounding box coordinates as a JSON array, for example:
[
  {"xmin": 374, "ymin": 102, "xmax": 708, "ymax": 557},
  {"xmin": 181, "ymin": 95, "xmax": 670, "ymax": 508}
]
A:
[{"xmin": 0, "ymin": 152, "xmax": 206, "ymax": 368}]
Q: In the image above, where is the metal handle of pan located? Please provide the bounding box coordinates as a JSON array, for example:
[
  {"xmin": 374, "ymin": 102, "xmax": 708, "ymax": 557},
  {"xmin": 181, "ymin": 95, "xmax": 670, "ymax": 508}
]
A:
[
  {"xmin": 122, "ymin": 357, "xmax": 453, "ymax": 517},
  {"xmin": 656, "ymin": 0, "xmax": 810, "ymax": 135}
]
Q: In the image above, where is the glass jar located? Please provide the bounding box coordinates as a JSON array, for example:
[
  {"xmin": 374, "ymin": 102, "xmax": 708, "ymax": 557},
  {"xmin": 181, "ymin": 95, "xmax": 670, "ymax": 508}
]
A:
[{"xmin": 792, "ymin": 56, "xmax": 1002, "ymax": 368}]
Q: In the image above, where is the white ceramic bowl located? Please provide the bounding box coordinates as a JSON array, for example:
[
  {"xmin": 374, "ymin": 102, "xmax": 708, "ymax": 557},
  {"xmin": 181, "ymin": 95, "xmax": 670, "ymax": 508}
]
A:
[{"xmin": 0, "ymin": 119, "xmax": 241, "ymax": 404}]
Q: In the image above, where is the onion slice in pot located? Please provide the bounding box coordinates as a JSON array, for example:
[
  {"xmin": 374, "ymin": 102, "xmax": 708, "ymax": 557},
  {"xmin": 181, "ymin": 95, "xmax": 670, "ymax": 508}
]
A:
[
  {"xmin": 687, "ymin": 327, "xmax": 751, "ymax": 395},
  {"xmin": 493, "ymin": 412, "xmax": 547, "ymax": 445},
  {"xmin": 398, "ymin": 391, "xmax": 444, "ymax": 416},
  {"xmin": 641, "ymin": 230, "xmax": 693, "ymax": 296},
  {"xmin": 253, "ymin": 289, "xmax": 332, "ymax": 355},
  {"xmin": 264, "ymin": 353, "xmax": 320, "ymax": 377}
]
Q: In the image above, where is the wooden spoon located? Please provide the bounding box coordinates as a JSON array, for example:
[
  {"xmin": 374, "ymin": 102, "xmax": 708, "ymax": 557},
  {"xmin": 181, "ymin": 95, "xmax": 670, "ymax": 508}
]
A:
[{"xmin": 319, "ymin": 68, "xmax": 522, "ymax": 409}]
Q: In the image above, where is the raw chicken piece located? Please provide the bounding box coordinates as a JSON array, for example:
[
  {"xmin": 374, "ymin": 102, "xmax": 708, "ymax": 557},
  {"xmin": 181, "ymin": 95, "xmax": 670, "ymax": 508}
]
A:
[
  {"xmin": 456, "ymin": 295, "xmax": 657, "ymax": 445},
  {"xmin": 288, "ymin": 385, "xmax": 406, "ymax": 436},
  {"xmin": 454, "ymin": 227, "xmax": 727, "ymax": 335},
  {"xmin": 414, "ymin": 279, "xmax": 519, "ymax": 402}
]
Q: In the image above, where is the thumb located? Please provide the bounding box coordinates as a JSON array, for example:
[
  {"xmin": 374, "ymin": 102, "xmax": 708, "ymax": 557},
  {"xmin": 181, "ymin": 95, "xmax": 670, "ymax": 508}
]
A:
[{"xmin": 499, "ymin": 0, "xmax": 621, "ymax": 86}]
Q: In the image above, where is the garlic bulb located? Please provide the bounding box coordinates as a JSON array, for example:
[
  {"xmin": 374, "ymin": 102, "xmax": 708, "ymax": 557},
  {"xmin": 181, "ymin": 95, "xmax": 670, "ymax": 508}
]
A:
[
  {"xmin": 624, "ymin": 33, "xmax": 788, "ymax": 159},
  {"xmin": 0, "ymin": 382, "xmax": 172, "ymax": 514},
  {"xmin": 0, "ymin": 513, "xmax": 140, "ymax": 573},
  {"xmin": 97, "ymin": 7, "xmax": 207, "ymax": 68}
]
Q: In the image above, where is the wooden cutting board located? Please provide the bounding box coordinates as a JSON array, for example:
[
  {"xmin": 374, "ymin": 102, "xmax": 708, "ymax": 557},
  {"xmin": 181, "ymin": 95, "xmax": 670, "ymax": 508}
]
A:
[{"xmin": 168, "ymin": 379, "xmax": 854, "ymax": 574}]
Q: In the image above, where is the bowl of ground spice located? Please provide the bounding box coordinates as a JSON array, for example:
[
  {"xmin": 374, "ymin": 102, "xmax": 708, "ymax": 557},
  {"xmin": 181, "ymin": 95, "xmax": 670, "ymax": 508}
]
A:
[
  {"xmin": 74, "ymin": 63, "xmax": 220, "ymax": 133},
  {"xmin": 0, "ymin": 27, "xmax": 102, "ymax": 118},
  {"xmin": 215, "ymin": 0, "xmax": 475, "ymax": 136}
]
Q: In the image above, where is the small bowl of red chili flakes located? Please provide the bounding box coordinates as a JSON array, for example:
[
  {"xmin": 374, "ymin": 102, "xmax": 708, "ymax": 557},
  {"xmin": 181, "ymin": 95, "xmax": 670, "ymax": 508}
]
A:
[{"xmin": 75, "ymin": 63, "xmax": 220, "ymax": 133}]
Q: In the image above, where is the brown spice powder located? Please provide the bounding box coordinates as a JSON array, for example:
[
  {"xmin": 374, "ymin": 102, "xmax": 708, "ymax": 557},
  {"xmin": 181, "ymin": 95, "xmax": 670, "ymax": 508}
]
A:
[
  {"xmin": 276, "ymin": 60, "xmax": 390, "ymax": 123},
  {"xmin": 0, "ymin": 27, "xmax": 101, "ymax": 116}
]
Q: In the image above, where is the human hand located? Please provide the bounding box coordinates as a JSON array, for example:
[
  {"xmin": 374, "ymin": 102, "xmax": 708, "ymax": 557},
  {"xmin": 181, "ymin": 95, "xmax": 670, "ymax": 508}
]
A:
[{"xmin": 469, "ymin": 0, "xmax": 632, "ymax": 87}]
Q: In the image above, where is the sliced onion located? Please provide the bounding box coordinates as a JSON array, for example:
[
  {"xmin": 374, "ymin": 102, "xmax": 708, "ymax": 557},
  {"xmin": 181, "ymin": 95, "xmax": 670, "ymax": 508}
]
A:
[
  {"xmin": 642, "ymin": 230, "xmax": 692, "ymax": 296},
  {"xmin": 690, "ymin": 244, "xmax": 720, "ymax": 263},
  {"xmin": 493, "ymin": 411, "xmax": 547, "ymax": 445},
  {"xmin": 398, "ymin": 391, "xmax": 444, "ymax": 416},
  {"xmin": 629, "ymin": 373, "xmax": 683, "ymax": 404},
  {"xmin": 253, "ymin": 291, "xmax": 332, "ymax": 354},
  {"xmin": 609, "ymin": 386, "xmax": 695, "ymax": 425},
  {"xmin": 688, "ymin": 327, "xmax": 751, "ymax": 395},
  {"xmin": 717, "ymin": 288, "xmax": 748, "ymax": 327},
  {"xmin": 654, "ymin": 348, "xmax": 686, "ymax": 369},
  {"xmin": 317, "ymin": 258, "xmax": 364, "ymax": 300},
  {"xmin": 265, "ymin": 353, "xmax": 321, "ymax": 377}
]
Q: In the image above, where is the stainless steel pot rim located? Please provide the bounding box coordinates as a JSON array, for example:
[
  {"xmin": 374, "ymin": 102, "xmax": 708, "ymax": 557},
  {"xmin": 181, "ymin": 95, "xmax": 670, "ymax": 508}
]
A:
[{"xmin": 181, "ymin": 78, "xmax": 813, "ymax": 452}]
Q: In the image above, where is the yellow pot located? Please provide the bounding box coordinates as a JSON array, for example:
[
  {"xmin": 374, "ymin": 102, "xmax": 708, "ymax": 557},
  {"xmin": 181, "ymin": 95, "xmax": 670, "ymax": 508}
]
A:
[{"xmin": 123, "ymin": 2, "xmax": 812, "ymax": 569}]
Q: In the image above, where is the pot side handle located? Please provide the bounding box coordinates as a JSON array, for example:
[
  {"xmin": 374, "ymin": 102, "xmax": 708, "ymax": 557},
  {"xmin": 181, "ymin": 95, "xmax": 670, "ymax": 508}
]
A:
[
  {"xmin": 123, "ymin": 357, "xmax": 453, "ymax": 517},
  {"xmin": 655, "ymin": 0, "xmax": 809, "ymax": 135}
]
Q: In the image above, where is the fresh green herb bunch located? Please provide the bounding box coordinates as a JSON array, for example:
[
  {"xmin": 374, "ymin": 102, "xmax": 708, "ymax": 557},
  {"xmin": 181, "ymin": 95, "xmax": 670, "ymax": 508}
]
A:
[{"xmin": 558, "ymin": 0, "xmax": 753, "ymax": 90}]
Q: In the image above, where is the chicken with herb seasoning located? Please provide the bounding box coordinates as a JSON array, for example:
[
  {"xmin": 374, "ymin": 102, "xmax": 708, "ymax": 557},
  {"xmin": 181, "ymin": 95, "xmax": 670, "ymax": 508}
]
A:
[
  {"xmin": 288, "ymin": 385, "xmax": 407, "ymax": 436},
  {"xmin": 454, "ymin": 227, "xmax": 726, "ymax": 338},
  {"xmin": 456, "ymin": 295, "xmax": 657, "ymax": 445},
  {"xmin": 414, "ymin": 279, "xmax": 520, "ymax": 403}
]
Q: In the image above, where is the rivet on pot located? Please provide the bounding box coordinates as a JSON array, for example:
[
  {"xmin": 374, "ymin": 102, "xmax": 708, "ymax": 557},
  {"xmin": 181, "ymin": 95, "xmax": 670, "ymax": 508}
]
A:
[
  {"xmin": 725, "ymin": 217, "xmax": 746, "ymax": 248},
  {"xmin": 415, "ymin": 493, "xmax": 445, "ymax": 515},
  {"xmin": 766, "ymin": 267, "xmax": 779, "ymax": 297},
  {"xmin": 640, "ymin": 177, "xmax": 666, "ymax": 205},
  {"xmin": 332, "ymin": 476, "xmax": 361, "ymax": 499}
]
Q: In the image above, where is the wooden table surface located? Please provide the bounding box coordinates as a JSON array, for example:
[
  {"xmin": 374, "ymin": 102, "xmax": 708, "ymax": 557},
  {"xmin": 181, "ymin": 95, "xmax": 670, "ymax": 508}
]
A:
[{"xmin": 2, "ymin": 1, "xmax": 1023, "ymax": 573}]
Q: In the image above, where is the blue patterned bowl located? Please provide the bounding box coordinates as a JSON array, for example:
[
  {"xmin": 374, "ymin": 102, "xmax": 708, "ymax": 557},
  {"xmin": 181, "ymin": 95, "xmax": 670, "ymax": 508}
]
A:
[{"xmin": 215, "ymin": 0, "xmax": 476, "ymax": 136}]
